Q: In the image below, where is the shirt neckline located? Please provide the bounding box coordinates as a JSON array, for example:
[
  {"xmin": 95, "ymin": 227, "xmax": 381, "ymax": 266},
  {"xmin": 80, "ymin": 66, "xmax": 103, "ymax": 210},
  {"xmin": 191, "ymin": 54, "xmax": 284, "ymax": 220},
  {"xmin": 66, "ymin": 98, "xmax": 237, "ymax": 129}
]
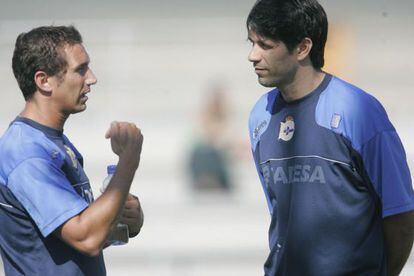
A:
[
  {"xmin": 278, "ymin": 73, "xmax": 332, "ymax": 106},
  {"xmin": 14, "ymin": 116, "xmax": 63, "ymax": 138}
]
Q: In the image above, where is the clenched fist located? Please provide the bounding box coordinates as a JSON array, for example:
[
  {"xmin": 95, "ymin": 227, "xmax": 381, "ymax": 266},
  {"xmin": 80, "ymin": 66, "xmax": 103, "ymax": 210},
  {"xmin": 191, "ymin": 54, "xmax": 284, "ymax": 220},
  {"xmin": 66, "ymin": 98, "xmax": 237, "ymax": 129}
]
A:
[{"xmin": 105, "ymin": 121, "xmax": 143, "ymax": 168}]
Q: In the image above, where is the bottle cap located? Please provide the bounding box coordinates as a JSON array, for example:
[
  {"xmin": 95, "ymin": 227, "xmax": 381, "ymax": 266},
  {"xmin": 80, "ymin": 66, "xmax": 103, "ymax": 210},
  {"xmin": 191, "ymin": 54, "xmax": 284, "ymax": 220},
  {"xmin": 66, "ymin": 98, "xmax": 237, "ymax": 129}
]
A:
[{"xmin": 107, "ymin": 165, "xmax": 117, "ymax": 174}]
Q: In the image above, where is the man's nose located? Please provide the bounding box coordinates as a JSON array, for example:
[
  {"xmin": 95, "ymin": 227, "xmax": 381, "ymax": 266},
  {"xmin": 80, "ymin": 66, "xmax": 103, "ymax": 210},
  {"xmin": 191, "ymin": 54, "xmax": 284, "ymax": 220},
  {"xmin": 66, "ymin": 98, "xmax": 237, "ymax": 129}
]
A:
[
  {"xmin": 248, "ymin": 45, "xmax": 261, "ymax": 63},
  {"xmin": 86, "ymin": 69, "xmax": 97, "ymax": 86}
]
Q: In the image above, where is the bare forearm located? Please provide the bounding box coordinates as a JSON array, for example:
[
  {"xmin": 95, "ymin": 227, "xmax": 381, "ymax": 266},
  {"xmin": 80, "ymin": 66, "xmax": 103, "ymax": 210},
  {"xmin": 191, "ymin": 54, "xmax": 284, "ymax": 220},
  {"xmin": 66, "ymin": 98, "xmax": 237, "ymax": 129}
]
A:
[
  {"xmin": 55, "ymin": 121, "xmax": 143, "ymax": 256},
  {"xmin": 55, "ymin": 156, "xmax": 138, "ymax": 255},
  {"xmin": 383, "ymin": 211, "xmax": 414, "ymax": 276}
]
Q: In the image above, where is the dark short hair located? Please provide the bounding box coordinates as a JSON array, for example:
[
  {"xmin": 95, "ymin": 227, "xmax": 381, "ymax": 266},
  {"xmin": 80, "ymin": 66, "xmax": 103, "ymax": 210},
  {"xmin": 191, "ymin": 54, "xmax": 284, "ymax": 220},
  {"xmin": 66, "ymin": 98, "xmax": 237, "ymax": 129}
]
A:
[
  {"xmin": 12, "ymin": 25, "xmax": 83, "ymax": 100},
  {"xmin": 247, "ymin": 0, "xmax": 328, "ymax": 69}
]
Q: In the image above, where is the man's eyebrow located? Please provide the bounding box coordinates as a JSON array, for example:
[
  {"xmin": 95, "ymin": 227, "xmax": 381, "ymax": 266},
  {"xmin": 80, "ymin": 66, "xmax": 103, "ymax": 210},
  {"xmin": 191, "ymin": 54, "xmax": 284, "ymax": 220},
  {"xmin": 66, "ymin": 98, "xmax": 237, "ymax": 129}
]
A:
[
  {"xmin": 247, "ymin": 36, "xmax": 268, "ymax": 43},
  {"xmin": 74, "ymin": 61, "xmax": 89, "ymax": 70}
]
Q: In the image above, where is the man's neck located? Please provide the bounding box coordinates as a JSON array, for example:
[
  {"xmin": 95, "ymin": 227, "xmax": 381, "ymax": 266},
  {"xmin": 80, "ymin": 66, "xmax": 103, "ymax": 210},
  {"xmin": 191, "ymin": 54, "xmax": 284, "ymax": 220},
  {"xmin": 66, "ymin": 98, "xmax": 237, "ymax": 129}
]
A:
[
  {"xmin": 279, "ymin": 67, "xmax": 325, "ymax": 103},
  {"xmin": 20, "ymin": 99, "xmax": 68, "ymax": 130}
]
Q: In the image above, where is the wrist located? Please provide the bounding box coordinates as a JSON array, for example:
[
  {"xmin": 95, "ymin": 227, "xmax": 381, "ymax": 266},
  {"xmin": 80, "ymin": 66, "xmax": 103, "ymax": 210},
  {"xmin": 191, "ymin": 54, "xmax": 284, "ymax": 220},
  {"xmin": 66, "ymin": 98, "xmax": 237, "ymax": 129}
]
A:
[{"xmin": 118, "ymin": 154, "xmax": 140, "ymax": 171}]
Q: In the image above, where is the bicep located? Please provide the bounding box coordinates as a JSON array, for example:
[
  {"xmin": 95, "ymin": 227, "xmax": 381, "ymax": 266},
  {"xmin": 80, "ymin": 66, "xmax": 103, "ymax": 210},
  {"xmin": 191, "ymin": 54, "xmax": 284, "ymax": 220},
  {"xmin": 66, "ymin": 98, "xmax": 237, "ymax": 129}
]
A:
[
  {"xmin": 53, "ymin": 211, "xmax": 101, "ymax": 256},
  {"xmin": 383, "ymin": 210, "xmax": 414, "ymax": 233}
]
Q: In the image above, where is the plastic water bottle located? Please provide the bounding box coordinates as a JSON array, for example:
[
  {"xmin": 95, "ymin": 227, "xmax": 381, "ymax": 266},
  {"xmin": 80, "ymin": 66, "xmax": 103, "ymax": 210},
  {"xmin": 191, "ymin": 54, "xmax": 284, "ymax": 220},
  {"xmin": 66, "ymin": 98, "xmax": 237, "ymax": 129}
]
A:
[{"xmin": 101, "ymin": 165, "xmax": 129, "ymax": 246}]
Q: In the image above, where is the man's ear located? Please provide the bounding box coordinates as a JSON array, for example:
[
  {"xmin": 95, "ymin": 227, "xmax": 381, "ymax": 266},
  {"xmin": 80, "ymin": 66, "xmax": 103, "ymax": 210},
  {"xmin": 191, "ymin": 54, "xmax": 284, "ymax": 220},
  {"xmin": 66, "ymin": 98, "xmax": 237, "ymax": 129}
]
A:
[
  {"xmin": 34, "ymin": 71, "xmax": 53, "ymax": 93},
  {"xmin": 296, "ymin": 37, "xmax": 313, "ymax": 62}
]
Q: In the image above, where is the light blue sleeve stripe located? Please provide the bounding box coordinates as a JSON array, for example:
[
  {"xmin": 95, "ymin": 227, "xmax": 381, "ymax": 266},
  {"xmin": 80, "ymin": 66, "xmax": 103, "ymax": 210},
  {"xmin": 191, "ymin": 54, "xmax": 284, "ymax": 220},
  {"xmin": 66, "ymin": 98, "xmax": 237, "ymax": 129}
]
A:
[
  {"xmin": 8, "ymin": 158, "xmax": 88, "ymax": 237},
  {"xmin": 249, "ymin": 91, "xmax": 275, "ymax": 152},
  {"xmin": 249, "ymin": 90, "xmax": 277, "ymax": 214},
  {"xmin": 315, "ymin": 76, "xmax": 414, "ymax": 217},
  {"xmin": 361, "ymin": 131, "xmax": 414, "ymax": 218},
  {"xmin": 41, "ymin": 201, "xmax": 88, "ymax": 237}
]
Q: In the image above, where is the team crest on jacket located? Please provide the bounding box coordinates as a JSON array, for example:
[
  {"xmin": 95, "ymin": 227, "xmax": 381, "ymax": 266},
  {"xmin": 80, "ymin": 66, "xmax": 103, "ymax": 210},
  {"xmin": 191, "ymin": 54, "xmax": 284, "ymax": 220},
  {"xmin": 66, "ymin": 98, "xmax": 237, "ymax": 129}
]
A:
[
  {"xmin": 64, "ymin": 145, "xmax": 78, "ymax": 169},
  {"xmin": 278, "ymin": 115, "xmax": 295, "ymax": 141}
]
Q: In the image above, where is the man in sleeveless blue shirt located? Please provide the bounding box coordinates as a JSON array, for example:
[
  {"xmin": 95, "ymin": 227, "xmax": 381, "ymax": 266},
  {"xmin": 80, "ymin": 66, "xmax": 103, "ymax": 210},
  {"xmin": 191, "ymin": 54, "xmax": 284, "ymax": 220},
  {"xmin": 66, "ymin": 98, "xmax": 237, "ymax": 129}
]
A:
[
  {"xmin": 246, "ymin": 1, "xmax": 414, "ymax": 275},
  {"xmin": 0, "ymin": 26, "xmax": 144, "ymax": 275}
]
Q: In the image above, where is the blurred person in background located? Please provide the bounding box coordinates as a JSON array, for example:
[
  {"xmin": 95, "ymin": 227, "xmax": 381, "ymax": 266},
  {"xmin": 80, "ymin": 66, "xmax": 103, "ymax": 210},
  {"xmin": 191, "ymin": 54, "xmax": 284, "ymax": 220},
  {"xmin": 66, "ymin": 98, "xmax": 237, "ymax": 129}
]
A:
[
  {"xmin": 188, "ymin": 82, "xmax": 233, "ymax": 193},
  {"xmin": 246, "ymin": 0, "xmax": 414, "ymax": 275},
  {"xmin": 0, "ymin": 25, "xmax": 143, "ymax": 275}
]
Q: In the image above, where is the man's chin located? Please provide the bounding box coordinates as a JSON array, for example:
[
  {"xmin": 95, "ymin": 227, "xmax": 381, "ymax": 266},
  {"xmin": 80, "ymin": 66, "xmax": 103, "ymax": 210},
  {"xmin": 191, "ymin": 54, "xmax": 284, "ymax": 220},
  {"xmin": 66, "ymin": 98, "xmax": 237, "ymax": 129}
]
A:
[
  {"xmin": 258, "ymin": 77, "xmax": 277, "ymax": 88},
  {"xmin": 71, "ymin": 105, "xmax": 87, "ymax": 114}
]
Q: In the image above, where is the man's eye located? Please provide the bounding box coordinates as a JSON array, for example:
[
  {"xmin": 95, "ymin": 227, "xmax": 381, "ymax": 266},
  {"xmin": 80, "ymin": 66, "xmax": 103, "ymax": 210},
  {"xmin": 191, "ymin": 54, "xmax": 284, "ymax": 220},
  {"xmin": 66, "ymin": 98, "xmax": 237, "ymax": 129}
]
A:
[
  {"xmin": 259, "ymin": 42, "xmax": 272, "ymax": 50},
  {"xmin": 77, "ymin": 67, "xmax": 87, "ymax": 75}
]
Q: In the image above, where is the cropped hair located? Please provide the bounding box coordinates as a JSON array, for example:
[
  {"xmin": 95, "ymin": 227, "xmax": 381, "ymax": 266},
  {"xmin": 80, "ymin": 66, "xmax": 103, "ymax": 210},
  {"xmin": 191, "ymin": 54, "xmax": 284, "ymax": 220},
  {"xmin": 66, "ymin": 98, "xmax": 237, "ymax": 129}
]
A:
[
  {"xmin": 247, "ymin": 0, "xmax": 328, "ymax": 69},
  {"xmin": 12, "ymin": 25, "xmax": 83, "ymax": 100}
]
